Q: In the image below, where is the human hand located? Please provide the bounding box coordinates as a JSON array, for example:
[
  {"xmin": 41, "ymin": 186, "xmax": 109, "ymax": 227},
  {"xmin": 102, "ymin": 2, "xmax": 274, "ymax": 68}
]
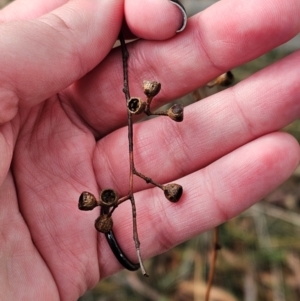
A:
[
  {"xmin": 0, "ymin": 0, "xmax": 299, "ymax": 300},
  {"xmin": 0, "ymin": 0, "xmax": 184, "ymax": 299}
]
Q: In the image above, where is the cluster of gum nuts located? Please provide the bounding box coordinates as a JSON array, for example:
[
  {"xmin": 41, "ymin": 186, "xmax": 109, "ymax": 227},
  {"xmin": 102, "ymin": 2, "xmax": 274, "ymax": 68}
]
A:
[{"xmin": 78, "ymin": 80, "xmax": 184, "ymax": 233}]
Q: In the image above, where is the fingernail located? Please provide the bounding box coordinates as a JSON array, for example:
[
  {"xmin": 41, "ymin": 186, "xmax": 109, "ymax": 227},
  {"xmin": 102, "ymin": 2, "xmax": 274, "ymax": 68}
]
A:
[{"xmin": 170, "ymin": 0, "xmax": 187, "ymax": 32}]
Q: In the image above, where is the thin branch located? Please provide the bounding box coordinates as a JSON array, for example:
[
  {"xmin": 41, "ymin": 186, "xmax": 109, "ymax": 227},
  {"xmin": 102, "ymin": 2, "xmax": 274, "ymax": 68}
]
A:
[
  {"xmin": 119, "ymin": 32, "xmax": 149, "ymax": 277},
  {"xmin": 133, "ymin": 169, "xmax": 163, "ymax": 189}
]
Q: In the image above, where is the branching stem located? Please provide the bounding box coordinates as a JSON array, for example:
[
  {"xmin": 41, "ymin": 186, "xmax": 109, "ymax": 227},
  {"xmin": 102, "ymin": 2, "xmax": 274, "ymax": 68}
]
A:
[{"xmin": 119, "ymin": 32, "xmax": 149, "ymax": 277}]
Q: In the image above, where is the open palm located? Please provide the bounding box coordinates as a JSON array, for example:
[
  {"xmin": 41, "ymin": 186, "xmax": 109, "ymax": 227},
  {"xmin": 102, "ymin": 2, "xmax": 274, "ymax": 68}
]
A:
[{"xmin": 0, "ymin": 0, "xmax": 300, "ymax": 300}]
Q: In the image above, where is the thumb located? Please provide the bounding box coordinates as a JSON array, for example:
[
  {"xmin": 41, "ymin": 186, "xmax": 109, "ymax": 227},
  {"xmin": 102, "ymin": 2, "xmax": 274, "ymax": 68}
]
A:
[{"xmin": 0, "ymin": 0, "xmax": 123, "ymax": 123}]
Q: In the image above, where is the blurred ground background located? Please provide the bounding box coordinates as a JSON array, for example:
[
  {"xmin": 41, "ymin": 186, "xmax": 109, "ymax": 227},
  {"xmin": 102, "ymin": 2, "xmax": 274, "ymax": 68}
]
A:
[{"xmin": 1, "ymin": 1, "xmax": 300, "ymax": 300}]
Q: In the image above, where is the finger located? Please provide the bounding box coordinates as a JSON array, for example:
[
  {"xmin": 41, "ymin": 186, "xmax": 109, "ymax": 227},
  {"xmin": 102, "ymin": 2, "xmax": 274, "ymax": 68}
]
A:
[
  {"xmin": 0, "ymin": 0, "xmax": 67, "ymax": 21},
  {"xmin": 0, "ymin": 0, "xmax": 186, "ymax": 38},
  {"xmin": 67, "ymin": 0, "xmax": 300, "ymax": 136},
  {"xmin": 93, "ymin": 50, "xmax": 300, "ymax": 195},
  {"xmin": 125, "ymin": 0, "xmax": 186, "ymax": 40},
  {"xmin": 0, "ymin": 0, "xmax": 123, "ymax": 123},
  {"xmin": 99, "ymin": 132, "xmax": 300, "ymax": 276}
]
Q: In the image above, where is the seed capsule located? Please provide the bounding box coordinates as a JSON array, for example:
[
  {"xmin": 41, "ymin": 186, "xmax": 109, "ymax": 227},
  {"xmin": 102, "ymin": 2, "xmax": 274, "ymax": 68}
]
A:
[
  {"xmin": 99, "ymin": 188, "xmax": 118, "ymax": 207},
  {"xmin": 167, "ymin": 104, "xmax": 184, "ymax": 122},
  {"xmin": 127, "ymin": 97, "xmax": 146, "ymax": 115},
  {"xmin": 95, "ymin": 214, "xmax": 113, "ymax": 233},
  {"xmin": 163, "ymin": 183, "xmax": 183, "ymax": 203},
  {"xmin": 142, "ymin": 80, "xmax": 161, "ymax": 97},
  {"xmin": 78, "ymin": 191, "xmax": 99, "ymax": 211}
]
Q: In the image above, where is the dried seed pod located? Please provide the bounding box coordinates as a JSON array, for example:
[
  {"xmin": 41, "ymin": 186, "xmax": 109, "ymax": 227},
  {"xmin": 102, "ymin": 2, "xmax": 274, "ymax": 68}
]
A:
[
  {"xmin": 99, "ymin": 188, "xmax": 118, "ymax": 207},
  {"xmin": 163, "ymin": 183, "xmax": 183, "ymax": 203},
  {"xmin": 207, "ymin": 71, "xmax": 234, "ymax": 88},
  {"xmin": 95, "ymin": 214, "xmax": 113, "ymax": 233},
  {"xmin": 142, "ymin": 80, "xmax": 161, "ymax": 97},
  {"xmin": 127, "ymin": 97, "xmax": 146, "ymax": 115},
  {"xmin": 167, "ymin": 104, "xmax": 184, "ymax": 122},
  {"xmin": 78, "ymin": 191, "xmax": 99, "ymax": 211}
]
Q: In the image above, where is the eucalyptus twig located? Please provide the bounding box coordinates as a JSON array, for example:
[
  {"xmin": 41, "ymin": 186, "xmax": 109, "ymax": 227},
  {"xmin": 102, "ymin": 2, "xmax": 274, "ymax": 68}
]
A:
[
  {"xmin": 119, "ymin": 31, "xmax": 149, "ymax": 277},
  {"xmin": 205, "ymin": 227, "xmax": 221, "ymax": 301},
  {"xmin": 118, "ymin": 30, "xmax": 185, "ymax": 276},
  {"xmin": 79, "ymin": 30, "xmax": 184, "ymax": 277}
]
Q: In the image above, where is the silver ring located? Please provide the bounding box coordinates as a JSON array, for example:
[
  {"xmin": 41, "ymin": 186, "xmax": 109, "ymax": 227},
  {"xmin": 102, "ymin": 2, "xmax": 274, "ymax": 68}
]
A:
[{"xmin": 170, "ymin": 0, "xmax": 187, "ymax": 32}]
